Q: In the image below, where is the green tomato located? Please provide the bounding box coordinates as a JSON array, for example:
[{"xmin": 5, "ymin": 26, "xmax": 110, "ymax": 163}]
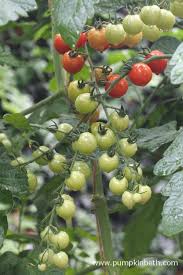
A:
[
  {"xmin": 139, "ymin": 184, "xmax": 152, "ymax": 204},
  {"xmin": 98, "ymin": 153, "xmax": 119, "ymax": 173},
  {"xmin": 56, "ymin": 198, "xmax": 76, "ymax": 220},
  {"xmin": 40, "ymin": 226, "xmax": 54, "ymax": 242},
  {"xmin": 109, "ymin": 176, "xmax": 128, "ymax": 195},
  {"xmin": 38, "ymin": 264, "xmax": 47, "ymax": 271},
  {"xmin": 48, "ymin": 154, "xmax": 66, "ymax": 173},
  {"xmin": 123, "ymin": 15, "xmax": 143, "ymax": 35},
  {"xmin": 65, "ymin": 171, "xmax": 86, "ymax": 191},
  {"xmin": 72, "ymin": 161, "xmax": 91, "ymax": 179},
  {"xmin": 90, "ymin": 122, "xmax": 106, "ymax": 136},
  {"xmin": 53, "ymin": 252, "xmax": 69, "ymax": 269},
  {"xmin": 105, "ymin": 23, "xmax": 126, "ymax": 45},
  {"xmin": 109, "ymin": 111, "xmax": 129, "ymax": 131},
  {"xmin": 11, "ymin": 157, "xmax": 25, "ymax": 167},
  {"xmin": 133, "ymin": 192, "xmax": 142, "ymax": 204},
  {"xmin": 51, "ymin": 231, "xmax": 70, "ymax": 249},
  {"xmin": 68, "ymin": 80, "xmax": 90, "ymax": 103},
  {"xmin": 28, "ymin": 172, "xmax": 38, "ymax": 192},
  {"xmin": 140, "ymin": 5, "xmax": 160, "ymax": 25},
  {"xmin": 170, "ymin": 1, "xmax": 183, "ymax": 18},
  {"xmin": 2, "ymin": 139, "xmax": 12, "ymax": 150},
  {"xmin": 32, "ymin": 146, "xmax": 49, "ymax": 166},
  {"xmin": 0, "ymin": 133, "xmax": 7, "ymax": 142},
  {"xmin": 119, "ymin": 138, "xmax": 137, "ymax": 157},
  {"xmin": 142, "ymin": 25, "xmax": 161, "ymax": 42},
  {"xmin": 75, "ymin": 93, "xmax": 98, "ymax": 114},
  {"xmin": 39, "ymin": 249, "xmax": 54, "ymax": 264},
  {"xmin": 55, "ymin": 123, "xmax": 73, "ymax": 141},
  {"xmin": 96, "ymin": 128, "xmax": 116, "ymax": 150},
  {"xmin": 156, "ymin": 9, "xmax": 175, "ymax": 30},
  {"xmin": 121, "ymin": 191, "xmax": 134, "ymax": 209},
  {"xmin": 77, "ymin": 132, "xmax": 97, "ymax": 155}
]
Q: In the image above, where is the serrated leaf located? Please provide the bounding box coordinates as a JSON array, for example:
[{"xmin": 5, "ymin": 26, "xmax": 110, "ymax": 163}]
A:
[
  {"xmin": 0, "ymin": 47, "xmax": 20, "ymax": 67},
  {"xmin": 169, "ymin": 43, "xmax": 183, "ymax": 84},
  {"xmin": 160, "ymin": 171, "xmax": 183, "ymax": 236},
  {"xmin": 136, "ymin": 121, "xmax": 177, "ymax": 152},
  {"xmin": 53, "ymin": 0, "xmax": 94, "ymax": 46},
  {"xmin": 93, "ymin": 0, "xmax": 126, "ymax": 14},
  {"xmin": 170, "ymin": 63, "xmax": 183, "ymax": 84},
  {"xmin": 123, "ymin": 195, "xmax": 163, "ymax": 259},
  {"xmin": 154, "ymin": 129, "xmax": 183, "ymax": 176},
  {"xmin": 151, "ymin": 36, "xmax": 181, "ymax": 54},
  {"xmin": 0, "ymin": 0, "xmax": 37, "ymax": 26},
  {"xmin": 4, "ymin": 113, "xmax": 30, "ymax": 130}
]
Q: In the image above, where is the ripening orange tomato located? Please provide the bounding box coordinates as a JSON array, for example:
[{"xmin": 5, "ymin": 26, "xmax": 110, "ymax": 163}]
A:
[{"xmin": 87, "ymin": 27, "xmax": 109, "ymax": 52}]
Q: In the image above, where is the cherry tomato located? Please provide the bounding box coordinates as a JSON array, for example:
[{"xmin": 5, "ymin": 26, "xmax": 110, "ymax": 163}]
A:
[
  {"xmin": 50, "ymin": 231, "xmax": 70, "ymax": 249},
  {"xmin": 109, "ymin": 111, "xmax": 129, "ymax": 131},
  {"xmin": 39, "ymin": 249, "xmax": 54, "ymax": 264},
  {"xmin": 55, "ymin": 123, "xmax": 73, "ymax": 141},
  {"xmin": 40, "ymin": 226, "xmax": 54, "ymax": 242},
  {"xmin": 87, "ymin": 27, "xmax": 109, "ymax": 52},
  {"xmin": 140, "ymin": 5, "xmax": 160, "ymax": 25},
  {"xmin": 48, "ymin": 154, "xmax": 66, "ymax": 173},
  {"xmin": 142, "ymin": 25, "xmax": 161, "ymax": 42},
  {"xmin": 128, "ymin": 63, "xmax": 152, "ymax": 86},
  {"xmin": 124, "ymin": 32, "xmax": 142, "ymax": 48},
  {"xmin": 76, "ymin": 32, "xmax": 87, "ymax": 48},
  {"xmin": 2, "ymin": 139, "xmax": 12, "ymax": 150},
  {"xmin": 68, "ymin": 80, "xmax": 90, "ymax": 103},
  {"xmin": 0, "ymin": 133, "xmax": 7, "ymax": 142},
  {"xmin": 156, "ymin": 9, "xmax": 175, "ymax": 30},
  {"xmin": 133, "ymin": 193, "xmax": 142, "ymax": 204},
  {"xmin": 171, "ymin": 1, "xmax": 183, "ymax": 18},
  {"xmin": 145, "ymin": 50, "xmax": 168, "ymax": 75},
  {"xmin": 94, "ymin": 67, "xmax": 112, "ymax": 83},
  {"xmin": 119, "ymin": 138, "xmax": 137, "ymax": 157},
  {"xmin": 53, "ymin": 252, "xmax": 69, "ymax": 269},
  {"xmin": 95, "ymin": 128, "xmax": 116, "ymax": 150},
  {"xmin": 76, "ymin": 132, "xmax": 97, "ymax": 155},
  {"xmin": 10, "ymin": 157, "xmax": 25, "ymax": 167},
  {"xmin": 123, "ymin": 15, "xmax": 143, "ymax": 35},
  {"xmin": 123, "ymin": 166, "xmax": 142, "ymax": 181},
  {"xmin": 56, "ymin": 196, "xmax": 76, "ymax": 220},
  {"xmin": 38, "ymin": 264, "xmax": 47, "ymax": 271},
  {"xmin": 72, "ymin": 161, "xmax": 91, "ymax": 179},
  {"xmin": 54, "ymin": 34, "xmax": 71, "ymax": 54},
  {"xmin": 105, "ymin": 23, "xmax": 126, "ymax": 45},
  {"xmin": 105, "ymin": 74, "xmax": 128, "ymax": 98},
  {"xmin": 75, "ymin": 93, "xmax": 98, "ymax": 114},
  {"xmin": 65, "ymin": 171, "xmax": 86, "ymax": 191},
  {"xmin": 28, "ymin": 172, "xmax": 38, "ymax": 192},
  {"xmin": 62, "ymin": 51, "xmax": 85, "ymax": 74},
  {"xmin": 139, "ymin": 184, "xmax": 152, "ymax": 204},
  {"xmin": 109, "ymin": 176, "xmax": 128, "ymax": 195},
  {"xmin": 121, "ymin": 191, "xmax": 134, "ymax": 209},
  {"xmin": 98, "ymin": 153, "xmax": 119, "ymax": 173},
  {"xmin": 32, "ymin": 146, "xmax": 50, "ymax": 166}
]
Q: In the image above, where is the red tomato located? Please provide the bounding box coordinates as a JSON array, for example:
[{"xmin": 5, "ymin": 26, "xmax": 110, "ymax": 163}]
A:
[
  {"xmin": 76, "ymin": 32, "xmax": 87, "ymax": 48},
  {"xmin": 145, "ymin": 50, "xmax": 168, "ymax": 75},
  {"xmin": 62, "ymin": 51, "xmax": 85, "ymax": 74},
  {"xmin": 105, "ymin": 74, "xmax": 128, "ymax": 98},
  {"xmin": 54, "ymin": 34, "xmax": 71, "ymax": 54},
  {"xmin": 128, "ymin": 63, "xmax": 152, "ymax": 86}
]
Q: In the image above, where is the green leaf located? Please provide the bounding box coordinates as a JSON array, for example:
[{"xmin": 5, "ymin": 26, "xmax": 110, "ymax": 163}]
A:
[
  {"xmin": 123, "ymin": 195, "xmax": 163, "ymax": 259},
  {"xmin": 136, "ymin": 121, "xmax": 177, "ymax": 152},
  {"xmin": 4, "ymin": 113, "xmax": 30, "ymax": 130},
  {"xmin": 154, "ymin": 129, "xmax": 183, "ymax": 176},
  {"xmin": 53, "ymin": 0, "xmax": 94, "ymax": 46},
  {"xmin": 169, "ymin": 43, "xmax": 183, "ymax": 84},
  {"xmin": 160, "ymin": 171, "xmax": 183, "ymax": 236},
  {"xmin": 0, "ymin": 47, "xmax": 20, "ymax": 67},
  {"xmin": 0, "ymin": 190, "xmax": 13, "ymax": 214},
  {"xmin": 171, "ymin": 63, "xmax": 183, "ymax": 84},
  {"xmin": 93, "ymin": 0, "xmax": 129, "ymax": 14},
  {"xmin": 122, "ymin": 267, "xmax": 147, "ymax": 275},
  {"xmin": 0, "ymin": 215, "xmax": 8, "ymax": 248},
  {"xmin": 151, "ymin": 36, "xmax": 181, "ymax": 54},
  {"xmin": 0, "ymin": 0, "xmax": 37, "ymax": 26}
]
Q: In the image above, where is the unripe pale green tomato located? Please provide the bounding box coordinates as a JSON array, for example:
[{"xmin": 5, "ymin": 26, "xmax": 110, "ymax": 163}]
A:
[
  {"xmin": 38, "ymin": 263, "xmax": 47, "ymax": 272},
  {"xmin": 105, "ymin": 23, "xmax": 126, "ymax": 45},
  {"xmin": 52, "ymin": 251, "xmax": 69, "ymax": 269},
  {"xmin": 40, "ymin": 226, "xmax": 54, "ymax": 242},
  {"xmin": 32, "ymin": 146, "xmax": 50, "ymax": 166},
  {"xmin": 2, "ymin": 139, "xmax": 12, "ymax": 149},
  {"xmin": 27, "ymin": 172, "xmax": 38, "ymax": 192},
  {"xmin": 61, "ymin": 194, "xmax": 74, "ymax": 201},
  {"xmin": 10, "ymin": 157, "xmax": 25, "ymax": 167},
  {"xmin": 65, "ymin": 171, "xmax": 86, "ymax": 191},
  {"xmin": 98, "ymin": 153, "xmax": 119, "ymax": 173},
  {"xmin": 72, "ymin": 161, "xmax": 91, "ymax": 179},
  {"xmin": 90, "ymin": 122, "xmax": 107, "ymax": 136},
  {"xmin": 56, "ymin": 198, "xmax": 76, "ymax": 220},
  {"xmin": 51, "ymin": 231, "xmax": 70, "ymax": 249},
  {"xmin": 48, "ymin": 154, "xmax": 66, "ymax": 173},
  {"xmin": 170, "ymin": 1, "xmax": 183, "ymax": 18},
  {"xmin": 123, "ymin": 15, "xmax": 143, "ymax": 35},
  {"xmin": 77, "ymin": 132, "xmax": 97, "ymax": 155},
  {"xmin": 55, "ymin": 123, "xmax": 73, "ymax": 141},
  {"xmin": 142, "ymin": 25, "xmax": 161, "ymax": 42},
  {"xmin": 68, "ymin": 80, "xmax": 90, "ymax": 103},
  {"xmin": 123, "ymin": 166, "xmax": 142, "ymax": 181},
  {"xmin": 121, "ymin": 191, "xmax": 134, "ymax": 209},
  {"xmin": 133, "ymin": 193, "xmax": 142, "ymax": 204},
  {"xmin": 39, "ymin": 249, "xmax": 54, "ymax": 264},
  {"xmin": 75, "ymin": 93, "xmax": 98, "ymax": 114},
  {"xmin": 119, "ymin": 138, "xmax": 137, "ymax": 157},
  {"xmin": 72, "ymin": 140, "xmax": 79, "ymax": 152},
  {"xmin": 109, "ymin": 111, "xmax": 129, "ymax": 131},
  {"xmin": 140, "ymin": 5, "xmax": 160, "ymax": 25},
  {"xmin": 95, "ymin": 128, "xmax": 116, "ymax": 150},
  {"xmin": 0, "ymin": 133, "xmax": 7, "ymax": 142},
  {"xmin": 139, "ymin": 184, "xmax": 152, "ymax": 204},
  {"xmin": 156, "ymin": 9, "xmax": 176, "ymax": 30},
  {"xmin": 109, "ymin": 176, "xmax": 128, "ymax": 195}
]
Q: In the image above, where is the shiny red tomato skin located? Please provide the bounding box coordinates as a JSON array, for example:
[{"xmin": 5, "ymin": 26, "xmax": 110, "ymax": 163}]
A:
[
  {"xmin": 54, "ymin": 34, "xmax": 71, "ymax": 54},
  {"xmin": 128, "ymin": 63, "xmax": 152, "ymax": 86},
  {"xmin": 145, "ymin": 50, "xmax": 168, "ymax": 75},
  {"xmin": 105, "ymin": 74, "xmax": 128, "ymax": 98},
  {"xmin": 62, "ymin": 51, "xmax": 85, "ymax": 74},
  {"xmin": 76, "ymin": 32, "xmax": 87, "ymax": 48}
]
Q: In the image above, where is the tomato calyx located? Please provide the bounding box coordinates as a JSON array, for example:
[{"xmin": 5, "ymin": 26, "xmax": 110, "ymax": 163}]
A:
[
  {"xmin": 107, "ymin": 146, "xmax": 116, "ymax": 158},
  {"xmin": 94, "ymin": 20, "xmax": 104, "ymax": 30},
  {"xmin": 118, "ymin": 104, "xmax": 127, "ymax": 118},
  {"xmin": 69, "ymin": 50, "xmax": 80, "ymax": 58},
  {"xmin": 127, "ymin": 135, "xmax": 137, "ymax": 144},
  {"xmin": 77, "ymin": 80, "xmax": 86, "ymax": 89},
  {"xmin": 98, "ymin": 123, "xmax": 108, "ymax": 135},
  {"xmin": 102, "ymin": 65, "xmax": 112, "ymax": 75}
]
